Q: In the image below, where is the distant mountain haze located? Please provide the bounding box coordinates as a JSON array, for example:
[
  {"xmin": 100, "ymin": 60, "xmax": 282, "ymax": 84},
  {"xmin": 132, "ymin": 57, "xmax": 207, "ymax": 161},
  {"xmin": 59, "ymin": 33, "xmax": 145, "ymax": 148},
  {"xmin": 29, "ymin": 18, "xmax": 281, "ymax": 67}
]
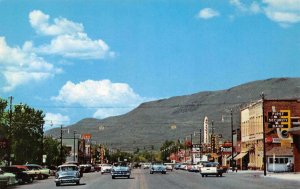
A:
[{"xmin": 46, "ymin": 78, "xmax": 300, "ymax": 151}]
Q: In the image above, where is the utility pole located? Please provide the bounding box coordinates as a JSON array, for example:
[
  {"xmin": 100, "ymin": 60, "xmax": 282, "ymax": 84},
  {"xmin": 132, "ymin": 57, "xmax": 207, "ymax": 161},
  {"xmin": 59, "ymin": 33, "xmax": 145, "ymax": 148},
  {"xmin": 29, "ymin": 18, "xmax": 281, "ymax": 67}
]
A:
[
  {"xmin": 199, "ymin": 128, "xmax": 202, "ymax": 159},
  {"xmin": 73, "ymin": 131, "xmax": 76, "ymax": 162},
  {"xmin": 211, "ymin": 120, "xmax": 214, "ymax": 153},
  {"xmin": 41, "ymin": 123, "xmax": 44, "ymax": 165},
  {"xmin": 191, "ymin": 133, "xmax": 193, "ymax": 164},
  {"xmin": 7, "ymin": 96, "xmax": 13, "ymax": 166},
  {"xmin": 261, "ymin": 93, "xmax": 267, "ymax": 176},
  {"xmin": 60, "ymin": 125, "xmax": 63, "ymax": 165},
  {"xmin": 231, "ymin": 109, "xmax": 234, "ymax": 171}
]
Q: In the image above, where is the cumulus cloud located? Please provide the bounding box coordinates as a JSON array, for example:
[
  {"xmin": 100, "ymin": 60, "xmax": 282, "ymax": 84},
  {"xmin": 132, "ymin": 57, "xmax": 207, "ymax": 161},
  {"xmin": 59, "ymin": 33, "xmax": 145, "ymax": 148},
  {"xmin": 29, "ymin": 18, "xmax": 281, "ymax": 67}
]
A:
[
  {"xmin": 52, "ymin": 80, "xmax": 146, "ymax": 119},
  {"xmin": 29, "ymin": 10, "xmax": 114, "ymax": 59},
  {"xmin": 0, "ymin": 37, "xmax": 61, "ymax": 92},
  {"xmin": 44, "ymin": 112, "xmax": 70, "ymax": 130},
  {"xmin": 228, "ymin": 0, "xmax": 300, "ymax": 26},
  {"xmin": 197, "ymin": 8, "xmax": 220, "ymax": 19},
  {"xmin": 263, "ymin": 0, "xmax": 300, "ymax": 26}
]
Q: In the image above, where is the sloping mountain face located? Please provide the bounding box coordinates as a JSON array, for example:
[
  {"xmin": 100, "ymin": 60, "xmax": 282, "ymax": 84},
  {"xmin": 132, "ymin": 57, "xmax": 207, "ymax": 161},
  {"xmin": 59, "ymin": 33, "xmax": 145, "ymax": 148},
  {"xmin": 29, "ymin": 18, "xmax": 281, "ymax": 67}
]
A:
[{"xmin": 46, "ymin": 78, "xmax": 300, "ymax": 151}]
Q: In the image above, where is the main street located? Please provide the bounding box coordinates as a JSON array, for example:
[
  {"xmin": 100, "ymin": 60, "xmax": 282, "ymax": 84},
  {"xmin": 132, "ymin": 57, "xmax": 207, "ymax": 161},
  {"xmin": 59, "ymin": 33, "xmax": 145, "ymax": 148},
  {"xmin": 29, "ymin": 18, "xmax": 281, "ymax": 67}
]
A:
[{"xmin": 10, "ymin": 169, "xmax": 300, "ymax": 189}]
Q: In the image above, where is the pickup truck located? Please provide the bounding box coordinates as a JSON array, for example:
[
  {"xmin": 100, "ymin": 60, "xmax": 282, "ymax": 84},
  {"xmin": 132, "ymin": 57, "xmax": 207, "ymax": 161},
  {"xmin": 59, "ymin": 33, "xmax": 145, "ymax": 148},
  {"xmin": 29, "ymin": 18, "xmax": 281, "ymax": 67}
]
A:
[{"xmin": 200, "ymin": 162, "xmax": 224, "ymax": 177}]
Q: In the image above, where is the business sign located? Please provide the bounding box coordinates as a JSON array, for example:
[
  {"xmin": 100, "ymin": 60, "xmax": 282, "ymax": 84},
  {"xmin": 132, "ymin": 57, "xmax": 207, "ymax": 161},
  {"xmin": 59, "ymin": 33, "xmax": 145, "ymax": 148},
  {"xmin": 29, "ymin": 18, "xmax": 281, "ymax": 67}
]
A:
[
  {"xmin": 203, "ymin": 116, "xmax": 209, "ymax": 144},
  {"xmin": 82, "ymin": 133, "xmax": 92, "ymax": 139},
  {"xmin": 268, "ymin": 110, "xmax": 290, "ymax": 128}
]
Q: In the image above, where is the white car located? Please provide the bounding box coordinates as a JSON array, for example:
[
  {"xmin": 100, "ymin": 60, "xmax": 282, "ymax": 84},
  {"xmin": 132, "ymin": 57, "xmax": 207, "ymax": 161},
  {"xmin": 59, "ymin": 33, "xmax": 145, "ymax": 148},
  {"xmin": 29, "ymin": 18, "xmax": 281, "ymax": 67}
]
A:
[
  {"xmin": 200, "ymin": 162, "xmax": 224, "ymax": 177},
  {"xmin": 100, "ymin": 164, "xmax": 112, "ymax": 174}
]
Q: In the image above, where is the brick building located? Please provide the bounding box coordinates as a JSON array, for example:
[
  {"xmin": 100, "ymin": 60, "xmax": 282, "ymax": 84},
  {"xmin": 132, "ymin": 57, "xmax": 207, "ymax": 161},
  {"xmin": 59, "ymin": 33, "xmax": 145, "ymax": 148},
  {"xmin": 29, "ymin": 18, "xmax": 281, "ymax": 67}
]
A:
[{"xmin": 240, "ymin": 99, "xmax": 300, "ymax": 172}]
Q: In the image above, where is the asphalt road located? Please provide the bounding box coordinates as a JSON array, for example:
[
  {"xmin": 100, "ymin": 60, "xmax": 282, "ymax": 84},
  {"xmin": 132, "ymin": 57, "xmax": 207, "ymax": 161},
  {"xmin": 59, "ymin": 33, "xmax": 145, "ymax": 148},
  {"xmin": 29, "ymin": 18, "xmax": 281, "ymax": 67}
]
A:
[{"xmin": 10, "ymin": 169, "xmax": 300, "ymax": 189}]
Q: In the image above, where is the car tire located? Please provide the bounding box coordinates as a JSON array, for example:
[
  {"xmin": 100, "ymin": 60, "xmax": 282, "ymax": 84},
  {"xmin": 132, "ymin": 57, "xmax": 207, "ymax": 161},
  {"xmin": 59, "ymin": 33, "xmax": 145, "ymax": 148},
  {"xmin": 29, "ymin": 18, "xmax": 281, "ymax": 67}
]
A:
[
  {"xmin": 56, "ymin": 182, "xmax": 60, "ymax": 186},
  {"xmin": 28, "ymin": 177, "xmax": 33, "ymax": 183},
  {"xmin": 201, "ymin": 174, "xmax": 204, "ymax": 177},
  {"xmin": 76, "ymin": 181, "xmax": 80, "ymax": 185},
  {"xmin": 112, "ymin": 176, "xmax": 115, "ymax": 179}
]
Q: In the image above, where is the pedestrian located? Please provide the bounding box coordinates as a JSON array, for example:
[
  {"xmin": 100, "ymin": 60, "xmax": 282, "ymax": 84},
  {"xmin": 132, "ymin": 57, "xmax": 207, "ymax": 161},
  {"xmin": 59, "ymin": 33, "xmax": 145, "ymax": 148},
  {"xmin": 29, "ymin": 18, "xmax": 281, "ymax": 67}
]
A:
[{"xmin": 286, "ymin": 160, "xmax": 293, "ymax": 172}]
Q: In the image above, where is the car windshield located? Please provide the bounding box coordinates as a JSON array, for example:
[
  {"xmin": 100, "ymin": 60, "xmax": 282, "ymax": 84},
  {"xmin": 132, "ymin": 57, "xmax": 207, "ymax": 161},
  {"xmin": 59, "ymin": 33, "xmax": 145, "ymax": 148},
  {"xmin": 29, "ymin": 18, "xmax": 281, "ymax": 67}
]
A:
[{"xmin": 60, "ymin": 166, "xmax": 78, "ymax": 171}]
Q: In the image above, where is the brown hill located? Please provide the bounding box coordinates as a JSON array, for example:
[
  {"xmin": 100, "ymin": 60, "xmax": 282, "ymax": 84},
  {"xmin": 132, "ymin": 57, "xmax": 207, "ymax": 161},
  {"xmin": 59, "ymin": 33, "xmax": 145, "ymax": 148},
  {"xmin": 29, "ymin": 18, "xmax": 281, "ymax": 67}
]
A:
[{"xmin": 46, "ymin": 78, "xmax": 300, "ymax": 151}]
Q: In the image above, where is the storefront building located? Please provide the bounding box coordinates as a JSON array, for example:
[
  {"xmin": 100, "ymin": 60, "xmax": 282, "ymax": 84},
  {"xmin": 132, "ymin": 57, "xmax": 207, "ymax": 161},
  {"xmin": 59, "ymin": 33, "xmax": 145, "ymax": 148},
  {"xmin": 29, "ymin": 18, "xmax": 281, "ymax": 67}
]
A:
[{"xmin": 240, "ymin": 99, "xmax": 300, "ymax": 171}]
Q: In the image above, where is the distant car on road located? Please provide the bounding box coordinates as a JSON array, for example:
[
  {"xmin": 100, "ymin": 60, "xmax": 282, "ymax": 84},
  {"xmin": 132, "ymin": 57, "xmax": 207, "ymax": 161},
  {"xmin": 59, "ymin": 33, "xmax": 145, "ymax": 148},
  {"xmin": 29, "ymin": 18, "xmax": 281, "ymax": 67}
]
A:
[
  {"xmin": 55, "ymin": 164, "xmax": 80, "ymax": 186},
  {"xmin": 111, "ymin": 166, "xmax": 131, "ymax": 179},
  {"xmin": 100, "ymin": 164, "xmax": 112, "ymax": 174},
  {"xmin": 164, "ymin": 163, "xmax": 174, "ymax": 171},
  {"xmin": 150, "ymin": 164, "xmax": 166, "ymax": 174},
  {"xmin": 200, "ymin": 162, "xmax": 224, "ymax": 177}
]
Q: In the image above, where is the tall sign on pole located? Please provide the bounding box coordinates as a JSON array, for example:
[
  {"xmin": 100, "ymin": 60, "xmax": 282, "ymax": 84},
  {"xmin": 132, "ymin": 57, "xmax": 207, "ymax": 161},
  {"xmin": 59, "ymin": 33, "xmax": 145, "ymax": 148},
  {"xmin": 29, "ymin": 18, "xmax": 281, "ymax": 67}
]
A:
[{"xmin": 204, "ymin": 116, "xmax": 209, "ymax": 144}]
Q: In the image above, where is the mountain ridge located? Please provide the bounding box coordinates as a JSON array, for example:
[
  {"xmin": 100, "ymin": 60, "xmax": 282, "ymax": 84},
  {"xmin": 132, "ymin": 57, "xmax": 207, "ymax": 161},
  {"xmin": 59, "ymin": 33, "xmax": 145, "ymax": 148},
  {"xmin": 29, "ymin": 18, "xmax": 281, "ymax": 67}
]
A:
[{"xmin": 46, "ymin": 77, "xmax": 300, "ymax": 151}]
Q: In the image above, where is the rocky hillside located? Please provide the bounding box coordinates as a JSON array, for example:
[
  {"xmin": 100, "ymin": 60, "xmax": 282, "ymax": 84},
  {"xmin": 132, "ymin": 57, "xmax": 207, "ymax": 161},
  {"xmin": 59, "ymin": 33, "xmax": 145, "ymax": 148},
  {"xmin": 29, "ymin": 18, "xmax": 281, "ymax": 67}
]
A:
[{"xmin": 46, "ymin": 78, "xmax": 300, "ymax": 151}]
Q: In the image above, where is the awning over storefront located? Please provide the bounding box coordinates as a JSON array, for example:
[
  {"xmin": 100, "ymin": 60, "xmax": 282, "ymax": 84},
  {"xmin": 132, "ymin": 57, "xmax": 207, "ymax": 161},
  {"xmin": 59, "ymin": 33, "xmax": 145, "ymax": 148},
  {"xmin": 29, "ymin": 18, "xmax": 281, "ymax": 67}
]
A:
[
  {"xmin": 234, "ymin": 152, "xmax": 248, "ymax": 160},
  {"xmin": 226, "ymin": 153, "xmax": 237, "ymax": 161}
]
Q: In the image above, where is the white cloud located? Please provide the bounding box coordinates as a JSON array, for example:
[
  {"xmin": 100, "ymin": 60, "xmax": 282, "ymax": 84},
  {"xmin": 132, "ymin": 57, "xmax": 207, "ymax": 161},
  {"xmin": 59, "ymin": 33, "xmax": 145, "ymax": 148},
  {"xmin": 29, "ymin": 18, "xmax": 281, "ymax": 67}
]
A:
[
  {"xmin": 197, "ymin": 8, "xmax": 220, "ymax": 19},
  {"xmin": 230, "ymin": 0, "xmax": 247, "ymax": 12},
  {"xmin": 44, "ymin": 112, "xmax": 70, "ymax": 131},
  {"xmin": 0, "ymin": 37, "xmax": 61, "ymax": 92},
  {"xmin": 263, "ymin": 0, "xmax": 300, "ymax": 26},
  {"xmin": 52, "ymin": 80, "xmax": 146, "ymax": 119},
  {"xmin": 29, "ymin": 10, "xmax": 114, "ymax": 59},
  {"xmin": 29, "ymin": 10, "xmax": 83, "ymax": 36}
]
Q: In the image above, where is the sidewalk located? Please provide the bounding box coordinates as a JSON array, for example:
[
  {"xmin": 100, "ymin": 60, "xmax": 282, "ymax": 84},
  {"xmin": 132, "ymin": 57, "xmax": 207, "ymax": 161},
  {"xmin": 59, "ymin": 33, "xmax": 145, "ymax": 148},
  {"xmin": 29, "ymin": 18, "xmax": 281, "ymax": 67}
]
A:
[{"xmin": 229, "ymin": 170, "xmax": 300, "ymax": 181}]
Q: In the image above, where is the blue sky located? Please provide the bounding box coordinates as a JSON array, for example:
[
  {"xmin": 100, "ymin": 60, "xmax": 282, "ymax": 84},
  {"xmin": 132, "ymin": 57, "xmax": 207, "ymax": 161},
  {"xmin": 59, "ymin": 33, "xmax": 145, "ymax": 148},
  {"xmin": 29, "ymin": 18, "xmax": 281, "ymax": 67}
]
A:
[{"xmin": 0, "ymin": 0, "xmax": 300, "ymax": 130}]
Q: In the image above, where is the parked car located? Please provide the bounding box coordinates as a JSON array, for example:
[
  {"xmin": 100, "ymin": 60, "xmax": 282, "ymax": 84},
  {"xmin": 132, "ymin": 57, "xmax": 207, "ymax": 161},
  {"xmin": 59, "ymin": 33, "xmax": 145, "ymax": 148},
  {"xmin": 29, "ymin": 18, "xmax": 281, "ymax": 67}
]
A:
[
  {"xmin": 12, "ymin": 165, "xmax": 36, "ymax": 180},
  {"xmin": 200, "ymin": 162, "xmax": 224, "ymax": 177},
  {"xmin": 111, "ymin": 166, "xmax": 131, "ymax": 179},
  {"xmin": 164, "ymin": 163, "xmax": 174, "ymax": 171},
  {"xmin": 100, "ymin": 164, "xmax": 112, "ymax": 174},
  {"xmin": 187, "ymin": 165, "xmax": 199, "ymax": 172},
  {"xmin": 24, "ymin": 164, "xmax": 50, "ymax": 179},
  {"xmin": 46, "ymin": 165, "xmax": 57, "ymax": 176},
  {"xmin": 174, "ymin": 163, "xmax": 181, "ymax": 170},
  {"xmin": 0, "ymin": 167, "xmax": 33, "ymax": 184},
  {"xmin": 143, "ymin": 163, "xmax": 151, "ymax": 169},
  {"xmin": 79, "ymin": 164, "xmax": 93, "ymax": 173},
  {"xmin": 55, "ymin": 164, "xmax": 81, "ymax": 186},
  {"xmin": 150, "ymin": 164, "xmax": 166, "ymax": 174},
  {"xmin": 0, "ymin": 168, "xmax": 18, "ymax": 188}
]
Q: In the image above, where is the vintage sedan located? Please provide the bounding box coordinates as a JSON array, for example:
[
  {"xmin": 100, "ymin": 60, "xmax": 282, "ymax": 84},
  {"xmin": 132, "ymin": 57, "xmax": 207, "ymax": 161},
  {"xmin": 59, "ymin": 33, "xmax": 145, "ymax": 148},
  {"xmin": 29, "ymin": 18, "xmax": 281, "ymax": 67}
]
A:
[
  {"xmin": 200, "ymin": 162, "xmax": 224, "ymax": 177},
  {"xmin": 55, "ymin": 164, "xmax": 80, "ymax": 186},
  {"xmin": 111, "ymin": 166, "xmax": 131, "ymax": 179},
  {"xmin": 0, "ymin": 168, "xmax": 18, "ymax": 188},
  {"xmin": 1, "ymin": 167, "xmax": 33, "ymax": 184},
  {"xmin": 24, "ymin": 164, "xmax": 50, "ymax": 179},
  {"xmin": 150, "ymin": 164, "xmax": 166, "ymax": 174},
  {"xmin": 100, "ymin": 164, "xmax": 112, "ymax": 174}
]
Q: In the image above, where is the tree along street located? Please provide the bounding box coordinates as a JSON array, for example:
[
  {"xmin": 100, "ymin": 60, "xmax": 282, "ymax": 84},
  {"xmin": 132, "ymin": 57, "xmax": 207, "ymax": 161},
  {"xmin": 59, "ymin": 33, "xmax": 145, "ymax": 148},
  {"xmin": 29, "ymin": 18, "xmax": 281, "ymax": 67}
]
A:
[{"xmin": 11, "ymin": 169, "xmax": 300, "ymax": 189}]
